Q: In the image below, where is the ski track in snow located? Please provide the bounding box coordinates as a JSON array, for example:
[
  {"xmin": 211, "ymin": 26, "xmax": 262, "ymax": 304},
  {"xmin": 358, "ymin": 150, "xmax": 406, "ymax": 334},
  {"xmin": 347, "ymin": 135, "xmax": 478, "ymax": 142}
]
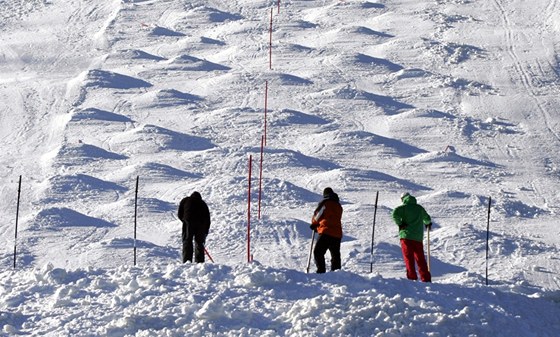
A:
[{"xmin": 0, "ymin": 0, "xmax": 559, "ymax": 335}]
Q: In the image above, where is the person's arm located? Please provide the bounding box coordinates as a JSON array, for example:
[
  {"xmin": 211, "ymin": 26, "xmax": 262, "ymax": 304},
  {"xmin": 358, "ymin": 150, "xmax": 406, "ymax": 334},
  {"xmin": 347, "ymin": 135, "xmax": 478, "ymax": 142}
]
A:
[
  {"xmin": 311, "ymin": 202, "xmax": 325, "ymax": 231},
  {"xmin": 313, "ymin": 205, "xmax": 326, "ymax": 224},
  {"xmin": 422, "ymin": 207, "xmax": 432, "ymax": 229},
  {"xmin": 182, "ymin": 198, "xmax": 194, "ymax": 223},
  {"xmin": 392, "ymin": 206, "xmax": 409, "ymax": 230},
  {"xmin": 178, "ymin": 198, "xmax": 186, "ymax": 220},
  {"xmin": 422, "ymin": 207, "xmax": 431, "ymax": 225},
  {"xmin": 392, "ymin": 206, "xmax": 404, "ymax": 225},
  {"xmin": 204, "ymin": 203, "xmax": 211, "ymax": 234}
]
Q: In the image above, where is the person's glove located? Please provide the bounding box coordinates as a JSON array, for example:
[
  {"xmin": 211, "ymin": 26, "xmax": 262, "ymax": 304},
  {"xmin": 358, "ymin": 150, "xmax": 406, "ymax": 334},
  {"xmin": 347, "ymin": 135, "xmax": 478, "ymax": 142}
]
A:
[
  {"xmin": 425, "ymin": 223, "xmax": 432, "ymax": 230},
  {"xmin": 398, "ymin": 223, "xmax": 408, "ymax": 231},
  {"xmin": 310, "ymin": 224, "xmax": 318, "ymax": 232}
]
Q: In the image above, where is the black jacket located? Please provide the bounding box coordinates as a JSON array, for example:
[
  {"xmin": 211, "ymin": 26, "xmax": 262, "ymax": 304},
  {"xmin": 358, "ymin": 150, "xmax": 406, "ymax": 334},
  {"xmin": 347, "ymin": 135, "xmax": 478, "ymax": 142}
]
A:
[{"xmin": 178, "ymin": 192, "xmax": 211, "ymax": 239}]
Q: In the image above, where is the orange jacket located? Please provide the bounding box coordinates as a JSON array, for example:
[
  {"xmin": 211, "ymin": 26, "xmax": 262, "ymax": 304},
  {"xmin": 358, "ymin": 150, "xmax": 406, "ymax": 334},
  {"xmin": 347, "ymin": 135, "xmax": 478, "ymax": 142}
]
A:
[{"xmin": 312, "ymin": 199, "xmax": 343, "ymax": 239}]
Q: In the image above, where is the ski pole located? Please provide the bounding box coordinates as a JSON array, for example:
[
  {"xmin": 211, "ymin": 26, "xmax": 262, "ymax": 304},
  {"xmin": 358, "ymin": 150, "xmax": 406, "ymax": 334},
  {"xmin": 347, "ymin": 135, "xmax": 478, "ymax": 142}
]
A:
[
  {"xmin": 204, "ymin": 247, "xmax": 215, "ymax": 263},
  {"xmin": 306, "ymin": 230, "xmax": 316, "ymax": 274},
  {"xmin": 369, "ymin": 191, "xmax": 379, "ymax": 273}
]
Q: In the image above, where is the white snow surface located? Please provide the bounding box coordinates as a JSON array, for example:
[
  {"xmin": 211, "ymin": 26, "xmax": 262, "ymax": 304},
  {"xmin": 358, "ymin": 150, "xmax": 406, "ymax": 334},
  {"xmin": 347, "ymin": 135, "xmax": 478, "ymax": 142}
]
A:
[{"xmin": 1, "ymin": 0, "xmax": 559, "ymax": 336}]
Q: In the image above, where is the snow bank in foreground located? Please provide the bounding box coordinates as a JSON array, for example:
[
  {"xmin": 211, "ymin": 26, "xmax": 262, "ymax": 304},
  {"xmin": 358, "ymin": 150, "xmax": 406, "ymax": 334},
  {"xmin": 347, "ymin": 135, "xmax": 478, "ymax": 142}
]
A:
[{"xmin": 1, "ymin": 263, "xmax": 558, "ymax": 336}]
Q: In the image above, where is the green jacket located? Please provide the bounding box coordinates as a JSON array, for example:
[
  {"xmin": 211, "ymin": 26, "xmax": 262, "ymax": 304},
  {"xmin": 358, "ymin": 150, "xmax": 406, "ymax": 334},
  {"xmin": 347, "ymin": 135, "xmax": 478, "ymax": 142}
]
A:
[{"xmin": 391, "ymin": 194, "xmax": 431, "ymax": 242}]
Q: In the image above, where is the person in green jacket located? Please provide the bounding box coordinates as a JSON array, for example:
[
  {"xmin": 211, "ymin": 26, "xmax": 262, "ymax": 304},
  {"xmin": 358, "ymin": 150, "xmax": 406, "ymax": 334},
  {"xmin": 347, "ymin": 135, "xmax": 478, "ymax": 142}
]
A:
[{"xmin": 392, "ymin": 192, "xmax": 432, "ymax": 282}]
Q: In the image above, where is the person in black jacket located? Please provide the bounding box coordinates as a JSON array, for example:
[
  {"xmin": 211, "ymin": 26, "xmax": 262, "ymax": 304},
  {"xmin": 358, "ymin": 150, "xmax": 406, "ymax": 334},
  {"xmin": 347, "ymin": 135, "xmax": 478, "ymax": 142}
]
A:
[{"xmin": 177, "ymin": 191, "xmax": 211, "ymax": 263}]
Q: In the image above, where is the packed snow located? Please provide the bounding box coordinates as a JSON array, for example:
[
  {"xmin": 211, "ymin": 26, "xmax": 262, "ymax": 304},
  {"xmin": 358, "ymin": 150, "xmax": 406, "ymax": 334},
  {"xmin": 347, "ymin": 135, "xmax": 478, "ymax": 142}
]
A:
[{"xmin": 0, "ymin": 0, "xmax": 559, "ymax": 336}]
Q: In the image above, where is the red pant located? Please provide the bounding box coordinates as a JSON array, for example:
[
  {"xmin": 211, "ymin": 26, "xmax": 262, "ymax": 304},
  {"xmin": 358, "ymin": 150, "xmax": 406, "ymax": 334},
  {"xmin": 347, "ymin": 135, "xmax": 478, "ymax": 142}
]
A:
[{"xmin": 400, "ymin": 239, "xmax": 431, "ymax": 282}]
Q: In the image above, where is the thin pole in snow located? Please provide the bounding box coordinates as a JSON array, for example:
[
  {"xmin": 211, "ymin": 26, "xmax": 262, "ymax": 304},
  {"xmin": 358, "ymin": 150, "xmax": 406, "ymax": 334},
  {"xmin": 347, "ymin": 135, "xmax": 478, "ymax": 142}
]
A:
[
  {"xmin": 133, "ymin": 176, "xmax": 139, "ymax": 266},
  {"xmin": 306, "ymin": 230, "xmax": 316, "ymax": 274},
  {"xmin": 485, "ymin": 196, "xmax": 492, "ymax": 285},
  {"xmin": 264, "ymin": 80, "xmax": 268, "ymax": 146},
  {"xmin": 13, "ymin": 175, "xmax": 22, "ymax": 269},
  {"xmin": 269, "ymin": 8, "xmax": 273, "ymax": 70},
  {"xmin": 247, "ymin": 155, "xmax": 253, "ymax": 263},
  {"xmin": 369, "ymin": 191, "xmax": 379, "ymax": 273},
  {"xmin": 258, "ymin": 135, "xmax": 264, "ymax": 220},
  {"xmin": 427, "ymin": 227, "xmax": 431, "ymax": 272},
  {"xmin": 277, "ymin": 0, "xmax": 281, "ymax": 14},
  {"xmin": 204, "ymin": 247, "xmax": 215, "ymax": 263}
]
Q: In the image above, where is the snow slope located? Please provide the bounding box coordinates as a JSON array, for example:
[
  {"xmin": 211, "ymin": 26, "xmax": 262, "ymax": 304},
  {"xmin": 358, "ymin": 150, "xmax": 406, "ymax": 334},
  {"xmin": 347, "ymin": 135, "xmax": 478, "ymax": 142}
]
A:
[{"xmin": 0, "ymin": 0, "xmax": 559, "ymax": 335}]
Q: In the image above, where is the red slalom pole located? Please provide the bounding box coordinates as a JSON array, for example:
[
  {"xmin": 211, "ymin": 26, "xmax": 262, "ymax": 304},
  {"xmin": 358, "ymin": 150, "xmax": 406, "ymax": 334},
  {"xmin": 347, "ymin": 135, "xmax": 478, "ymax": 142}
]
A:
[
  {"xmin": 133, "ymin": 176, "xmax": 139, "ymax": 266},
  {"xmin": 247, "ymin": 155, "xmax": 253, "ymax": 263},
  {"xmin": 485, "ymin": 196, "xmax": 492, "ymax": 285},
  {"xmin": 258, "ymin": 135, "xmax": 264, "ymax": 219},
  {"xmin": 269, "ymin": 8, "xmax": 273, "ymax": 70},
  {"xmin": 278, "ymin": 0, "xmax": 281, "ymax": 14},
  {"xmin": 264, "ymin": 80, "xmax": 268, "ymax": 146},
  {"xmin": 204, "ymin": 247, "xmax": 215, "ymax": 263}
]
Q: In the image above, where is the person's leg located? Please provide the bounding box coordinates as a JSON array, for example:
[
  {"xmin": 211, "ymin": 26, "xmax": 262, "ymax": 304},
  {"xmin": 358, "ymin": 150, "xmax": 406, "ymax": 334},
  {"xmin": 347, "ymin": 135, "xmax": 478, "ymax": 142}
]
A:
[
  {"xmin": 412, "ymin": 241, "xmax": 432, "ymax": 282},
  {"xmin": 194, "ymin": 232, "xmax": 206, "ymax": 263},
  {"xmin": 182, "ymin": 240, "xmax": 193, "ymax": 263},
  {"xmin": 182, "ymin": 222, "xmax": 194, "ymax": 263},
  {"xmin": 313, "ymin": 234, "xmax": 329, "ymax": 273},
  {"xmin": 400, "ymin": 239, "xmax": 418, "ymax": 280},
  {"xmin": 328, "ymin": 236, "xmax": 341, "ymax": 271}
]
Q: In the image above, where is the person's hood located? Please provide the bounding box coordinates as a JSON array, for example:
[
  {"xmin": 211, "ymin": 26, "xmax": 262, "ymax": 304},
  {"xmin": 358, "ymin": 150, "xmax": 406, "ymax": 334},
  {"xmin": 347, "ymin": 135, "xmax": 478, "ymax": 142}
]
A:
[
  {"xmin": 323, "ymin": 192, "xmax": 340, "ymax": 203},
  {"xmin": 402, "ymin": 194, "xmax": 417, "ymax": 205}
]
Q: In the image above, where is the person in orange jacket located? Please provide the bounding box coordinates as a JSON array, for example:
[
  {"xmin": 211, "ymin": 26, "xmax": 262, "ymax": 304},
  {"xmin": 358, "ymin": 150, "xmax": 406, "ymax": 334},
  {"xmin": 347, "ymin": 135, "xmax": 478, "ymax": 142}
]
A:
[{"xmin": 311, "ymin": 187, "xmax": 343, "ymax": 273}]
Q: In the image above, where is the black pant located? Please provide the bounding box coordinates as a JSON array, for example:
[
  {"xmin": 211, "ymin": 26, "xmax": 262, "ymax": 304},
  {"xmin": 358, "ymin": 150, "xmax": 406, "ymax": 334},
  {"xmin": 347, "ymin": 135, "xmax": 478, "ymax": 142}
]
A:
[
  {"xmin": 313, "ymin": 233, "xmax": 341, "ymax": 273},
  {"xmin": 182, "ymin": 221, "xmax": 207, "ymax": 263}
]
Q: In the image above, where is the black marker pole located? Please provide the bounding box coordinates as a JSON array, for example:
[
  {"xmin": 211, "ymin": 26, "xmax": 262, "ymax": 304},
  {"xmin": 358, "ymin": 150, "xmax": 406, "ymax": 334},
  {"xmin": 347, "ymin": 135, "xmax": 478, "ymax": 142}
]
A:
[
  {"xmin": 13, "ymin": 175, "xmax": 22, "ymax": 269},
  {"xmin": 369, "ymin": 191, "xmax": 379, "ymax": 273}
]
